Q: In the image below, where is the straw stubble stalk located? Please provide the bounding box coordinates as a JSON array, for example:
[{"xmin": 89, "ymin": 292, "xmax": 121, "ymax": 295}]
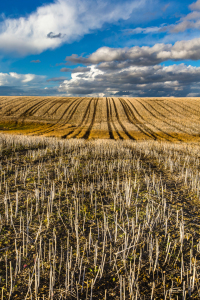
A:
[{"xmin": 1, "ymin": 134, "xmax": 200, "ymax": 298}]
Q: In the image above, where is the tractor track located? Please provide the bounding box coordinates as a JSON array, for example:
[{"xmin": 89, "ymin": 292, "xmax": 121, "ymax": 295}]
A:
[
  {"xmin": 82, "ymin": 98, "xmax": 99, "ymax": 139},
  {"xmin": 62, "ymin": 98, "xmax": 93, "ymax": 138},
  {"xmin": 135, "ymin": 99, "xmax": 182, "ymax": 141},
  {"xmin": 106, "ymin": 97, "xmax": 114, "ymax": 139},
  {"xmin": 108, "ymin": 98, "xmax": 123, "ymax": 139},
  {"xmin": 111, "ymin": 98, "xmax": 135, "ymax": 140},
  {"xmin": 119, "ymin": 98, "xmax": 155, "ymax": 139},
  {"xmin": 147, "ymin": 100, "xmax": 194, "ymax": 134}
]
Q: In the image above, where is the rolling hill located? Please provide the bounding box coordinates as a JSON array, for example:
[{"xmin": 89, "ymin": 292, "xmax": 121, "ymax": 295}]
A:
[{"xmin": 0, "ymin": 96, "xmax": 200, "ymax": 142}]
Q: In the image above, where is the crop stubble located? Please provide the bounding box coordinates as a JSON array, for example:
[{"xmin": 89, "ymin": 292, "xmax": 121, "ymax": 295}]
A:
[{"xmin": 0, "ymin": 135, "xmax": 200, "ymax": 299}]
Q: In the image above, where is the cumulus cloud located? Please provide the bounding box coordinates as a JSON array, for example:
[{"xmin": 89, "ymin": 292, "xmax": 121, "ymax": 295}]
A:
[
  {"xmin": 58, "ymin": 63, "xmax": 200, "ymax": 97},
  {"xmin": 0, "ymin": 0, "xmax": 144, "ymax": 56},
  {"xmin": 66, "ymin": 37, "xmax": 200, "ymax": 67}
]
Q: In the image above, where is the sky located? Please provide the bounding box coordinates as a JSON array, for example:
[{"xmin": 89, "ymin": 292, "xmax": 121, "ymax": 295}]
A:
[{"xmin": 1, "ymin": 0, "xmax": 200, "ymax": 97}]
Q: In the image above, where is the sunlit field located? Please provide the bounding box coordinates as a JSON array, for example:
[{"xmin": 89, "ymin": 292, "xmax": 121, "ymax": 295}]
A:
[
  {"xmin": 1, "ymin": 97, "xmax": 200, "ymax": 142},
  {"xmin": 0, "ymin": 134, "xmax": 200, "ymax": 299}
]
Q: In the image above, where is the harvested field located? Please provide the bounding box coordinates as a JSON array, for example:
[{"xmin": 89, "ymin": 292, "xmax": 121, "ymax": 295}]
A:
[
  {"xmin": 0, "ymin": 134, "xmax": 200, "ymax": 299},
  {"xmin": 1, "ymin": 97, "xmax": 200, "ymax": 142}
]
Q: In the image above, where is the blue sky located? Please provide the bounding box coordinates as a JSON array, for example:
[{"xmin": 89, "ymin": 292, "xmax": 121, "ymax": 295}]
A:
[{"xmin": 0, "ymin": 0, "xmax": 200, "ymax": 96}]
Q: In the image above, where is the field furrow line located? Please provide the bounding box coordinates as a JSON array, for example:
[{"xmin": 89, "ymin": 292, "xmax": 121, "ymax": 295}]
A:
[
  {"xmin": 62, "ymin": 98, "xmax": 93, "ymax": 138},
  {"xmin": 81, "ymin": 98, "xmax": 99, "ymax": 139},
  {"xmin": 111, "ymin": 98, "xmax": 135, "ymax": 140},
  {"xmin": 24, "ymin": 98, "xmax": 81, "ymax": 135},
  {"xmin": 58, "ymin": 97, "xmax": 84, "ymax": 123},
  {"xmin": 153, "ymin": 100, "xmax": 200, "ymax": 133},
  {"xmin": 106, "ymin": 97, "xmax": 115, "ymax": 139},
  {"xmin": 137, "ymin": 98, "xmax": 187, "ymax": 136},
  {"xmin": 133, "ymin": 99, "xmax": 177, "ymax": 141},
  {"xmin": 1, "ymin": 97, "xmax": 41, "ymax": 116},
  {"xmin": 169, "ymin": 99, "xmax": 200, "ymax": 119},
  {"xmin": 108, "ymin": 98, "xmax": 123, "ymax": 139},
  {"xmin": 149, "ymin": 100, "xmax": 197, "ymax": 133},
  {"xmin": 179, "ymin": 98, "xmax": 200, "ymax": 113},
  {"xmin": 187, "ymin": 98, "xmax": 200, "ymax": 111},
  {"xmin": 19, "ymin": 98, "xmax": 53, "ymax": 118},
  {"xmin": 0, "ymin": 97, "xmax": 26, "ymax": 113},
  {"xmin": 24, "ymin": 98, "xmax": 58, "ymax": 117},
  {"xmin": 38, "ymin": 98, "xmax": 85, "ymax": 135},
  {"xmin": 41, "ymin": 98, "xmax": 74, "ymax": 119},
  {"xmin": 145, "ymin": 100, "xmax": 194, "ymax": 134},
  {"xmin": 73, "ymin": 98, "xmax": 94, "ymax": 138},
  {"xmin": 49, "ymin": 98, "xmax": 74, "ymax": 116},
  {"xmin": 156, "ymin": 100, "xmax": 195, "ymax": 119},
  {"xmin": 119, "ymin": 98, "xmax": 155, "ymax": 139},
  {"xmin": 42, "ymin": 100, "xmax": 65, "ymax": 117}
]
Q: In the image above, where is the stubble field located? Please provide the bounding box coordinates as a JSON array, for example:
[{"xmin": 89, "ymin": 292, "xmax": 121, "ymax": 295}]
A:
[
  {"xmin": 0, "ymin": 97, "xmax": 200, "ymax": 142},
  {"xmin": 0, "ymin": 134, "xmax": 200, "ymax": 299}
]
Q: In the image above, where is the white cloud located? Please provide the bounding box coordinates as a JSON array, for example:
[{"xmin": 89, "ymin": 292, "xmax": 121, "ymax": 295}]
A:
[
  {"xmin": 121, "ymin": 1, "xmax": 200, "ymax": 37},
  {"xmin": 0, "ymin": 72, "xmax": 45, "ymax": 86},
  {"xmin": 123, "ymin": 24, "xmax": 166, "ymax": 35},
  {"xmin": 0, "ymin": 0, "xmax": 144, "ymax": 56},
  {"xmin": 189, "ymin": 0, "xmax": 200, "ymax": 11},
  {"xmin": 171, "ymin": 0, "xmax": 200, "ymax": 33}
]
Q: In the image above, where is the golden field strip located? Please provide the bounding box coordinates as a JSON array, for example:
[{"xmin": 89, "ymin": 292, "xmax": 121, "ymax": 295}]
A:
[{"xmin": 0, "ymin": 97, "xmax": 200, "ymax": 142}]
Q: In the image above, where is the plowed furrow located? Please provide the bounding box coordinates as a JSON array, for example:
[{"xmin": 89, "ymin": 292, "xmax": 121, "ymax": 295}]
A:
[
  {"xmin": 0, "ymin": 97, "xmax": 15, "ymax": 106},
  {"xmin": 119, "ymin": 98, "xmax": 155, "ymax": 139},
  {"xmin": 82, "ymin": 98, "xmax": 98, "ymax": 139},
  {"xmin": 106, "ymin": 97, "xmax": 114, "ymax": 139},
  {"xmin": 111, "ymin": 98, "xmax": 135, "ymax": 140}
]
